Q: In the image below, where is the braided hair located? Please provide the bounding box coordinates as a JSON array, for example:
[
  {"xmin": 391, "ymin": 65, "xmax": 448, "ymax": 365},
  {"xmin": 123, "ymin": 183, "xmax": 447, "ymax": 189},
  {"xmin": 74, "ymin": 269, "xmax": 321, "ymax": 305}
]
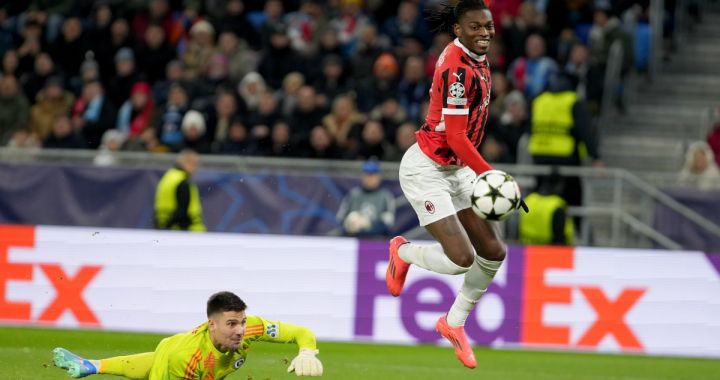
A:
[{"xmin": 426, "ymin": 0, "xmax": 490, "ymax": 35}]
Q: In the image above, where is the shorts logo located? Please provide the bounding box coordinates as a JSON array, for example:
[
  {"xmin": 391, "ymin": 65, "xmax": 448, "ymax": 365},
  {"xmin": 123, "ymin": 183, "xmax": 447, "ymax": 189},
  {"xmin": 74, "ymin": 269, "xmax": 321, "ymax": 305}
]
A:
[
  {"xmin": 266, "ymin": 323, "xmax": 278, "ymax": 339},
  {"xmin": 449, "ymin": 82, "xmax": 465, "ymax": 98},
  {"xmin": 424, "ymin": 201, "xmax": 435, "ymax": 214},
  {"xmin": 233, "ymin": 358, "xmax": 245, "ymax": 369}
]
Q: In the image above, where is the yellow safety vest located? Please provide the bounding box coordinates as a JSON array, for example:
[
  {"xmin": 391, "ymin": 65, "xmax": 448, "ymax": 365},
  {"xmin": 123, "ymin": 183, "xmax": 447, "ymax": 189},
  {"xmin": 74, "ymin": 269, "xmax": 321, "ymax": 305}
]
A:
[
  {"xmin": 528, "ymin": 91, "xmax": 578, "ymax": 157},
  {"xmin": 154, "ymin": 167, "xmax": 206, "ymax": 232},
  {"xmin": 519, "ymin": 192, "xmax": 574, "ymax": 245}
]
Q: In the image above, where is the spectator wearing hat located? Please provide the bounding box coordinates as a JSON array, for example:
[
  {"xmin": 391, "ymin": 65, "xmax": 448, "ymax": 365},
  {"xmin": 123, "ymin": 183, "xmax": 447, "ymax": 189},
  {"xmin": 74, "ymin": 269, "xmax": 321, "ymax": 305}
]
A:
[
  {"xmin": 117, "ymin": 81, "xmax": 155, "ymax": 139},
  {"xmin": 108, "ymin": 47, "xmax": 141, "ymax": 108},
  {"xmin": 336, "ymin": 159, "xmax": 396, "ymax": 237},
  {"xmin": 71, "ymin": 80, "xmax": 117, "ymax": 149},
  {"xmin": 237, "ymin": 71, "xmax": 267, "ymax": 115},
  {"xmin": 182, "ymin": 20, "xmax": 217, "ymax": 80},
  {"xmin": 29, "ymin": 76, "xmax": 75, "ymax": 141},
  {"xmin": 180, "ymin": 109, "xmax": 210, "ymax": 153},
  {"xmin": 356, "ymin": 52, "xmax": 400, "ymax": 113}
]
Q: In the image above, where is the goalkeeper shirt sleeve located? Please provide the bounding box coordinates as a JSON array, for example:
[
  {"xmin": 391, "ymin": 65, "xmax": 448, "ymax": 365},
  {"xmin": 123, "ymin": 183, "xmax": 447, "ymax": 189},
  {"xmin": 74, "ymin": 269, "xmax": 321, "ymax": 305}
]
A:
[{"xmin": 245, "ymin": 315, "xmax": 317, "ymax": 351}]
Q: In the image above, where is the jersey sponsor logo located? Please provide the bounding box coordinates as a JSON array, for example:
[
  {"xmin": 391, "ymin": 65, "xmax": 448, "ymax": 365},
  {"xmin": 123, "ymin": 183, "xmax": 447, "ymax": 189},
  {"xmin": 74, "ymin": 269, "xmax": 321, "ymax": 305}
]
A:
[
  {"xmin": 266, "ymin": 323, "xmax": 279, "ymax": 338},
  {"xmin": 447, "ymin": 97, "xmax": 467, "ymax": 106},
  {"xmin": 424, "ymin": 201, "xmax": 435, "ymax": 214},
  {"xmin": 449, "ymin": 82, "xmax": 465, "ymax": 98},
  {"xmin": 233, "ymin": 358, "xmax": 245, "ymax": 369}
]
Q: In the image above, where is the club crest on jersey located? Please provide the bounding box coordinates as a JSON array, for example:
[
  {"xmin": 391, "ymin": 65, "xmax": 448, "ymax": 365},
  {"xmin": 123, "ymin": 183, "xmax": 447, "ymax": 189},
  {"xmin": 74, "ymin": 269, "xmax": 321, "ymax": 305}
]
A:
[
  {"xmin": 266, "ymin": 323, "xmax": 279, "ymax": 338},
  {"xmin": 424, "ymin": 201, "xmax": 435, "ymax": 214},
  {"xmin": 449, "ymin": 82, "xmax": 465, "ymax": 98},
  {"xmin": 233, "ymin": 358, "xmax": 245, "ymax": 369}
]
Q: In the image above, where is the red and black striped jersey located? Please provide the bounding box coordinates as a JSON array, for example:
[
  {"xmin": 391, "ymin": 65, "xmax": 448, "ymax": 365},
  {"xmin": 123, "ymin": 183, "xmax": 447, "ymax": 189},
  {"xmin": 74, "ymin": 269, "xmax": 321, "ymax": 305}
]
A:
[{"xmin": 416, "ymin": 38, "xmax": 492, "ymax": 168}]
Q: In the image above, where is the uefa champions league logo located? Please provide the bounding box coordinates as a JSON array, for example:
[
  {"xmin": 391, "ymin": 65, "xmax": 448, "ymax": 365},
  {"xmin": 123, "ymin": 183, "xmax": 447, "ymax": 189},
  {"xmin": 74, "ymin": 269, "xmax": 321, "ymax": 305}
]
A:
[{"xmin": 449, "ymin": 82, "xmax": 465, "ymax": 98}]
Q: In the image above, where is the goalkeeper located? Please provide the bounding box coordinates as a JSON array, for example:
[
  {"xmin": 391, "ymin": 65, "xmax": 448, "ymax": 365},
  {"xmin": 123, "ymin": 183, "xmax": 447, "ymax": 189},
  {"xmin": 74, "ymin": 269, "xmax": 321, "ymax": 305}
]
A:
[{"xmin": 53, "ymin": 291, "xmax": 323, "ymax": 378}]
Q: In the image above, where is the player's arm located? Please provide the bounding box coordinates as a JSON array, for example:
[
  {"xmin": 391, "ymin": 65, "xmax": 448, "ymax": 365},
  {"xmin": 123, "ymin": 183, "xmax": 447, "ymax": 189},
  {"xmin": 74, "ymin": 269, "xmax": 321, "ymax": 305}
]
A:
[
  {"xmin": 246, "ymin": 315, "xmax": 323, "ymax": 376},
  {"xmin": 442, "ymin": 66, "xmax": 493, "ymax": 175}
]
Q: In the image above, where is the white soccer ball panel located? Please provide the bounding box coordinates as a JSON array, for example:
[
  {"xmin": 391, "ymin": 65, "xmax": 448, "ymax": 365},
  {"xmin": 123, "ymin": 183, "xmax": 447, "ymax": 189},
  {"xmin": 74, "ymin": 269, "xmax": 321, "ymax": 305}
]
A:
[
  {"xmin": 473, "ymin": 196, "xmax": 494, "ymax": 215},
  {"xmin": 493, "ymin": 197, "xmax": 513, "ymax": 214},
  {"xmin": 499, "ymin": 181, "xmax": 519, "ymax": 200},
  {"xmin": 485, "ymin": 173, "xmax": 506, "ymax": 188},
  {"xmin": 472, "ymin": 179, "xmax": 491, "ymax": 197}
]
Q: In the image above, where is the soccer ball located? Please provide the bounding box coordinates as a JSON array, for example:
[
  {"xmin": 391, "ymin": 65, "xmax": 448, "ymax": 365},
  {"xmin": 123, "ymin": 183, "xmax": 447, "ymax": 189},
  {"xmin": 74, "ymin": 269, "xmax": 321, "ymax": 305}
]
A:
[{"xmin": 470, "ymin": 170, "xmax": 521, "ymax": 221}]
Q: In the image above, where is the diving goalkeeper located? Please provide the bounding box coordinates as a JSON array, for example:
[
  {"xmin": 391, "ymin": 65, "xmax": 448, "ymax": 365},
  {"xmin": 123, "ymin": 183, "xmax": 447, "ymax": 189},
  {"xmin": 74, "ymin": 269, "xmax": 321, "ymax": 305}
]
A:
[{"xmin": 53, "ymin": 291, "xmax": 323, "ymax": 378}]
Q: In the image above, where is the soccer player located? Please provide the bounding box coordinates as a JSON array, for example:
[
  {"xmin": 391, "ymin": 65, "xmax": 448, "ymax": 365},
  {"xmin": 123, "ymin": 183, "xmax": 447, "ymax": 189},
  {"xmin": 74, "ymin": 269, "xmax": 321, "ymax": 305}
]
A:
[
  {"xmin": 385, "ymin": 0, "xmax": 527, "ymax": 369},
  {"xmin": 53, "ymin": 291, "xmax": 323, "ymax": 378}
]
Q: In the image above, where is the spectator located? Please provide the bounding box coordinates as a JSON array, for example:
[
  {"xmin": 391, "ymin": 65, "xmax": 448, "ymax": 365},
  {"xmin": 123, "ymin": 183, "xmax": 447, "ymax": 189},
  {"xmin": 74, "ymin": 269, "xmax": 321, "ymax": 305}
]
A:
[
  {"xmin": 155, "ymin": 82, "xmax": 189, "ymax": 150},
  {"xmin": 94, "ymin": 18, "xmax": 134, "ymax": 82},
  {"xmin": 210, "ymin": 0, "xmax": 260, "ymax": 49},
  {"xmin": 275, "ymin": 71, "xmax": 305, "ymax": 119},
  {"xmin": 290, "ymin": 85, "xmax": 325, "ymax": 147},
  {"xmin": 254, "ymin": 0, "xmax": 285, "ymax": 50},
  {"xmin": 313, "ymin": 54, "xmax": 352, "ymax": 106},
  {"xmin": 152, "ymin": 60, "xmax": 186, "ymax": 107},
  {"xmin": 218, "ymin": 117, "xmax": 253, "ymax": 155},
  {"xmin": 322, "ymin": 94, "xmax": 364, "ymax": 152},
  {"xmin": 42, "ymin": 115, "xmax": 85, "ymax": 149},
  {"xmin": 29, "ymin": 76, "xmax": 74, "ymax": 141},
  {"xmin": 107, "ymin": 47, "xmax": 141, "ymax": 108},
  {"xmin": 519, "ymin": 172, "xmax": 575, "ymax": 246},
  {"xmin": 16, "ymin": 19, "xmax": 44, "ymax": 75},
  {"xmin": 356, "ymin": 52, "xmax": 399, "ymax": 113},
  {"xmin": 351, "ymin": 24, "xmax": 389, "ymax": 82},
  {"xmin": 255, "ymin": 120, "xmax": 293, "ymax": 157},
  {"xmin": 387, "ymin": 121, "xmax": 417, "ymax": 161},
  {"xmin": 501, "ymin": 1, "xmax": 546, "ymax": 65},
  {"xmin": 217, "ymin": 31, "xmax": 258, "ymax": 83},
  {"xmin": 369, "ymin": 98, "xmax": 407, "ymax": 144},
  {"xmin": 564, "ymin": 43, "xmax": 590, "ymax": 99},
  {"xmin": 6, "ymin": 128, "xmax": 40, "ymax": 149},
  {"xmin": 194, "ymin": 53, "xmax": 234, "ymax": 102},
  {"xmin": 237, "ymin": 71, "xmax": 267, "ymax": 116},
  {"xmin": 2, "ymin": 49, "xmax": 20, "ymax": 78},
  {"xmin": 206, "ymin": 89, "xmax": 238, "ymax": 152},
  {"xmin": 284, "ymin": 0, "xmax": 327, "ymax": 57},
  {"xmin": 130, "ymin": 0, "xmax": 176, "ymax": 45},
  {"xmin": 397, "ymin": 55, "xmax": 430, "ymax": 121},
  {"xmin": 48, "ymin": 17, "xmax": 88, "ymax": 79},
  {"xmin": 257, "ymin": 23, "xmax": 300, "ymax": 90},
  {"xmin": 182, "ymin": 20, "xmax": 217, "ymax": 80},
  {"xmin": 425, "ymin": 32, "xmax": 453, "ymax": 78},
  {"xmin": 336, "ymin": 159, "xmax": 395, "ymax": 237},
  {"xmin": 0, "ymin": 74, "xmax": 31, "ymax": 144},
  {"xmin": 180, "ymin": 110, "xmax": 210, "ymax": 154},
  {"xmin": 305, "ymin": 125, "xmax": 342, "ymax": 159},
  {"xmin": 679, "ymin": 141, "xmax": 720, "ymax": 190},
  {"xmin": 116, "ymin": 81, "xmax": 155, "ymax": 139},
  {"xmin": 507, "ymin": 33, "xmax": 558, "ymax": 100},
  {"xmin": 489, "ymin": 72, "xmax": 510, "ymax": 116},
  {"xmin": 382, "ymin": 1, "xmax": 432, "ymax": 48},
  {"xmin": 586, "ymin": 6, "xmax": 633, "ymax": 114},
  {"xmin": 123, "ymin": 127, "xmax": 169, "ymax": 154},
  {"xmin": 330, "ymin": 0, "xmax": 371, "ymax": 55},
  {"xmin": 154, "ymin": 149, "xmax": 206, "ymax": 232},
  {"xmin": 21, "ymin": 52, "xmax": 57, "ymax": 101},
  {"xmin": 135, "ymin": 23, "xmax": 177, "ymax": 85},
  {"xmin": 489, "ymin": 90, "xmax": 529, "ymax": 163},
  {"xmin": 71, "ymin": 80, "xmax": 117, "ymax": 149},
  {"xmin": 355, "ymin": 119, "xmax": 396, "ymax": 161},
  {"xmin": 93, "ymin": 129, "xmax": 128, "ymax": 167}
]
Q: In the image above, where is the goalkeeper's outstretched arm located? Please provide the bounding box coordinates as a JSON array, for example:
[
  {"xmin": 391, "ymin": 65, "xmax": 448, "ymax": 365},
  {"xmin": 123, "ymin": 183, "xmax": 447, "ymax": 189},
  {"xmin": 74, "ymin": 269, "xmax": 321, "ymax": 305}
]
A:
[{"xmin": 249, "ymin": 315, "xmax": 323, "ymax": 377}]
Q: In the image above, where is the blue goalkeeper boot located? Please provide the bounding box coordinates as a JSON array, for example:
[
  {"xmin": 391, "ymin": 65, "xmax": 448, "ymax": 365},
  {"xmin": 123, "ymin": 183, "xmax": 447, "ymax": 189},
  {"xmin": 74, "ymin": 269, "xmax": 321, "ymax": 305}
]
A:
[{"xmin": 53, "ymin": 347, "xmax": 97, "ymax": 378}]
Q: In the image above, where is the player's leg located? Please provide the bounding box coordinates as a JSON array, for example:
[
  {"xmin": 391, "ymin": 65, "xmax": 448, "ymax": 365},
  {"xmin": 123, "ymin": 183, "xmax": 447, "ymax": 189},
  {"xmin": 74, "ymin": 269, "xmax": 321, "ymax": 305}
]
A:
[
  {"xmin": 447, "ymin": 208, "xmax": 506, "ymax": 328},
  {"xmin": 53, "ymin": 347, "xmax": 154, "ymax": 379}
]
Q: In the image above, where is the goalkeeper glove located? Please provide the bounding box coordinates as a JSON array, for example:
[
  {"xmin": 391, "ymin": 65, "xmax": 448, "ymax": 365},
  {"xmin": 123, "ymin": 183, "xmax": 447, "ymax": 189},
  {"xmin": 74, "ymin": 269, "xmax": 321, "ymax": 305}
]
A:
[
  {"xmin": 518, "ymin": 199, "xmax": 529, "ymax": 213},
  {"xmin": 288, "ymin": 348, "xmax": 323, "ymax": 377}
]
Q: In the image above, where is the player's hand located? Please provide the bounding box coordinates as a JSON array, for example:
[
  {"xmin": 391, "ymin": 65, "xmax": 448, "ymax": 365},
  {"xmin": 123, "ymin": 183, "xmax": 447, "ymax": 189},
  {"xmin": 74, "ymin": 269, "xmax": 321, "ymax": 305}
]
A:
[
  {"xmin": 288, "ymin": 348, "xmax": 323, "ymax": 376},
  {"xmin": 518, "ymin": 199, "xmax": 529, "ymax": 213}
]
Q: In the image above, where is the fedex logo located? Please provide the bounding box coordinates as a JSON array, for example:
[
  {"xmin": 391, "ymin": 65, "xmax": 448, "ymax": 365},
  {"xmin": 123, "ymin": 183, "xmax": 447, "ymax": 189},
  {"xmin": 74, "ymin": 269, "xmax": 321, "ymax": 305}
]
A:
[
  {"xmin": 0, "ymin": 225, "xmax": 102, "ymax": 326},
  {"xmin": 354, "ymin": 242, "xmax": 646, "ymax": 351}
]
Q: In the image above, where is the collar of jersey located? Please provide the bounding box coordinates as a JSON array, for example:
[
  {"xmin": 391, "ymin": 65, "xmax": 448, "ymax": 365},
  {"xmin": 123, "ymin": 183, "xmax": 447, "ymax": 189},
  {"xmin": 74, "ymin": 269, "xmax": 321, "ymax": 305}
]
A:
[{"xmin": 453, "ymin": 38, "xmax": 486, "ymax": 62}]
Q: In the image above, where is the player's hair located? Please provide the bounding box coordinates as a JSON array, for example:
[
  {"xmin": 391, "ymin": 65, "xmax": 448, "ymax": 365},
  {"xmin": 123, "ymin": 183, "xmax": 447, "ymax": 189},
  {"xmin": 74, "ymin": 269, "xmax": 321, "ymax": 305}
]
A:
[
  {"xmin": 207, "ymin": 291, "xmax": 247, "ymax": 317},
  {"xmin": 426, "ymin": 0, "xmax": 490, "ymax": 34}
]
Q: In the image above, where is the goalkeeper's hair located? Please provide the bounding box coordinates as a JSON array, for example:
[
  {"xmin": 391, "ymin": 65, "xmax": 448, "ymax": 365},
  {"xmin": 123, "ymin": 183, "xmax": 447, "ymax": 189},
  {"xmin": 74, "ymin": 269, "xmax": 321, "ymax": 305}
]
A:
[
  {"xmin": 426, "ymin": 0, "xmax": 490, "ymax": 34},
  {"xmin": 207, "ymin": 291, "xmax": 247, "ymax": 317}
]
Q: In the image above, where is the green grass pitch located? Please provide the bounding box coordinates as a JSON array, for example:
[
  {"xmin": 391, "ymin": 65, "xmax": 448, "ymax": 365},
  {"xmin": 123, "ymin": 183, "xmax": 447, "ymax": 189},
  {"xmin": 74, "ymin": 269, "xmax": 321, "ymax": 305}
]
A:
[{"xmin": 1, "ymin": 326, "xmax": 718, "ymax": 380}]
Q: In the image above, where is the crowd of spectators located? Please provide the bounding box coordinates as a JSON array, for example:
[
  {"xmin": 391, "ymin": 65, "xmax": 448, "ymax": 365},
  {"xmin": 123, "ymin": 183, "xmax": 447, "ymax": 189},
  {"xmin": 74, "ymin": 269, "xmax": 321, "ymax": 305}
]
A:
[{"xmin": 0, "ymin": 0, "xmax": 639, "ymax": 164}]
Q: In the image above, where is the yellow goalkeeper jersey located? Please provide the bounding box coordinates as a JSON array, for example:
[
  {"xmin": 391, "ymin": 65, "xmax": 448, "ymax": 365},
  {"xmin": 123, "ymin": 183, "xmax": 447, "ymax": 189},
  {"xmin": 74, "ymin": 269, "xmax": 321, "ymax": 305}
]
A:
[{"xmin": 148, "ymin": 315, "xmax": 316, "ymax": 380}]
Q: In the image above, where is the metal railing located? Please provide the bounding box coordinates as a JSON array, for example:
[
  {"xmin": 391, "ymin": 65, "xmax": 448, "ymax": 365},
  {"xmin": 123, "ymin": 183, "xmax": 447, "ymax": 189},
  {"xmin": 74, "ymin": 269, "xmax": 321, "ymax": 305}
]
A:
[
  {"xmin": 649, "ymin": 0, "xmax": 665, "ymax": 80},
  {"xmin": 2, "ymin": 148, "xmax": 719, "ymax": 250}
]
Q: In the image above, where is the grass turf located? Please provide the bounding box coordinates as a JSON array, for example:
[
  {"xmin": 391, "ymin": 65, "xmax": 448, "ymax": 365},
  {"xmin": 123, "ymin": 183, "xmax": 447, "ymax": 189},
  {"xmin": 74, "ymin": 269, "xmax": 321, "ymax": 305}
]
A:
[{"xmin": 1, "ymin": 326, "xmax": 718, "ymax": 380}]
